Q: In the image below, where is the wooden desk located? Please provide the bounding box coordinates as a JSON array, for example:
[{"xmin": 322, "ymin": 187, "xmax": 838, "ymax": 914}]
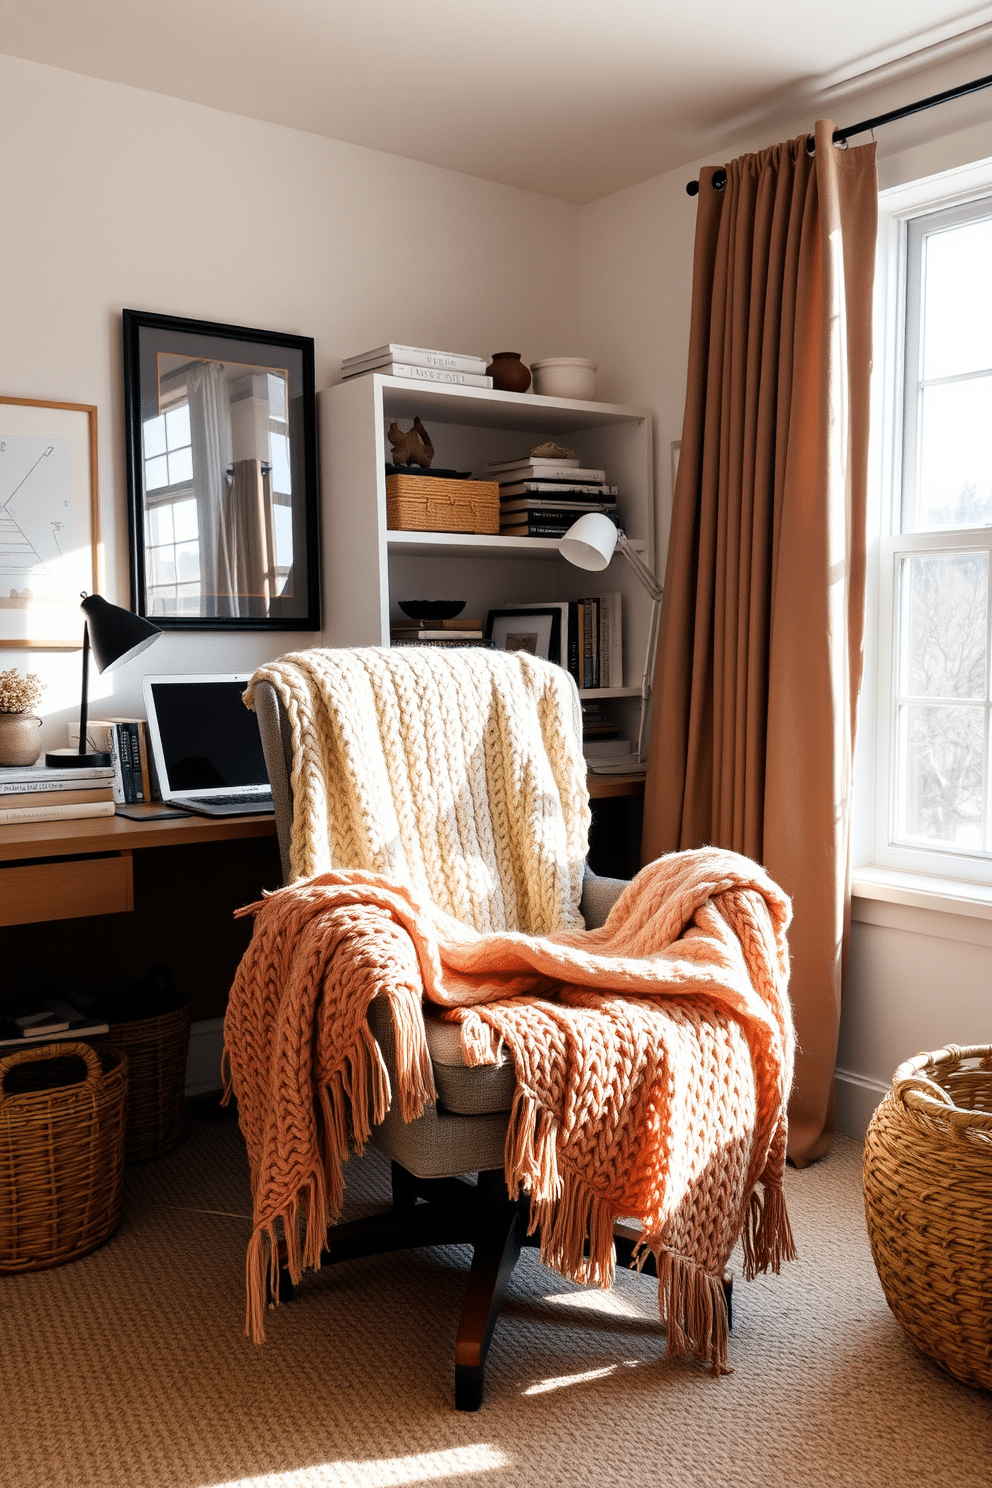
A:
[
  {"xmin": 0, "ymin": 811, "xmax": 278, "ymax": 927},
  {"xmin": 586, "ymin": 771, "xmax": 647, "ymax": 800}
]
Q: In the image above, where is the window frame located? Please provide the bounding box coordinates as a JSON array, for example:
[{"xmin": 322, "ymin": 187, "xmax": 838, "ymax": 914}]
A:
[{"xmin": 863, "ymin": 163, "xmax": 992, "ymax": 888}]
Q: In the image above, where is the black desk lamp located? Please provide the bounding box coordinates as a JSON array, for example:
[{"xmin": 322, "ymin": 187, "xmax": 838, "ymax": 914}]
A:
[{"xmin": 45, "ymin": 593, "xmax": 162, "ymax": 769}]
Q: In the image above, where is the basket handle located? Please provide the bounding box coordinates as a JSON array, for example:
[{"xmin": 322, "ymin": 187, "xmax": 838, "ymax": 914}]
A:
[
  {"xmin": 892, "ymin": 1044, "xmax": 992, "ymax": 1131},
  {"xmin": 0, "ymin": 1040, "xmax": 103, "ymax": 1102}
]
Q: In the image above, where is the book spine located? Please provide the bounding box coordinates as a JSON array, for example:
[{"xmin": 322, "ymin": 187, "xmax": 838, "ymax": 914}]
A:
[
  {"xmin": 345, "ymin": 349, "xmax": 487, "ymax": 375},
  {"xmin": 0, "ymin": 786, "xmax": 115, "ymax": 809},
  {"xmin": 0, "ymin": 775, "xmax": 114, "ymax": 795},
  {"xmin": 499, "ymin": 506, "xmax": 618, "ymax": 523},
  {"xmin": 496, "ymin": 467, "xmax": 607, "ymax": 484},
  {"xmin": 498, "ymin": 483, "xmax": 617, "ymax": 498},
  {"xmin": 0, "ymin": 799, "xmax": 116, "ymax": 824},
  {"xmin": 388, "ymin": 363, "xmax": 493, "ymax": 387},
  {"xmin": 118, "ymin": 722, "xmax": 144, "ymax": 802},
  {"xmin": 499, "ymin": 523, "xmax": 578, "ymax": 537},
  {"xmin": 487, "ymin": 458, "xmax": 583, "ymax": 472}
]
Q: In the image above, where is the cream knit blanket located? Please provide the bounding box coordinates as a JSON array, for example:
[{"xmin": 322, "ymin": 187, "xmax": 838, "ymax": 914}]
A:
[
  {"xmin": 224, "ymin": 852, "xmax": 795, "ymax": 1375},
  {"xmin": 244, "ymin": 646, "xmax": 590, "ymax": 935}
]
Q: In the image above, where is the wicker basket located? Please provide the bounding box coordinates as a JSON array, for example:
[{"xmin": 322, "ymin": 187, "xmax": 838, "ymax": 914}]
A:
[
  {"xmin": 863, "ymin": 1044, "xmax": 992, "ymax": 1392},
  {"xmin": 0, "ymin": 1041, "xmax": 128, "ymax": 1273},
  {"xmin": 386, "ymin": 474, "xmax": 499, "ymax": 534},
  {"xmin": 89, "ymin": 995, "xmax": 191, "ymax": 1164}
]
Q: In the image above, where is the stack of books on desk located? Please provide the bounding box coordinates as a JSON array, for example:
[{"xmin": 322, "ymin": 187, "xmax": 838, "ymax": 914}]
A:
[
  {"xmin": 487, "ymin": 453, "xmax": 618, "ymax": 537},
  {"xmin": 0, "ymin": 762, "xmax": 116, "ymax": 824},
  {"xmin": 341, "ymin": 344, "xmax": 492, "ymax": 389}
]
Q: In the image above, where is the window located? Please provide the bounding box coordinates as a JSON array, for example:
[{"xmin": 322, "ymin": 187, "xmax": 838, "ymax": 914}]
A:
[
  {"xmin": 142, "ymin": 401, "xmax": 201, "ymax": 616},
  {"xmin": 869, "ymin": 180, "xmax": 992, "ymax": 885}
]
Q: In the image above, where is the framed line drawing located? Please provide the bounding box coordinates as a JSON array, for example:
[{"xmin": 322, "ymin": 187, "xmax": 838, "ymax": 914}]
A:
[
  {"xmin": 0, "ymin": 397, "xmax": 99, "ymax": 649},
  {"xmin": 487, "ymin": 606, "xmax": 561, "ymax": 662}
]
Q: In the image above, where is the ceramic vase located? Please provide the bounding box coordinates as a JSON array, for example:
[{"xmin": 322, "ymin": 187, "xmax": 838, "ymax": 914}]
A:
[
  {"xmin": 0, "ymin": 712, "xmax": 43, "ymax": 767},
  {"xmin": 485, "ymin": 352, "xmax": 532, "ymax": 394}
]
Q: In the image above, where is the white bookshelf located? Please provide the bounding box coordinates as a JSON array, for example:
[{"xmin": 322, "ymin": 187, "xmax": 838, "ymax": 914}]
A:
[{"xmin": 318, "ymin": 373, "xmax": 655, "ymax": 743}]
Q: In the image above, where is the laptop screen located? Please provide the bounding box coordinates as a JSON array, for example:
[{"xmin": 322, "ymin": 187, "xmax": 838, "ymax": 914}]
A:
[{"xmin": 142, "ymin": 675, "xmax": 270, "ymax": 796}]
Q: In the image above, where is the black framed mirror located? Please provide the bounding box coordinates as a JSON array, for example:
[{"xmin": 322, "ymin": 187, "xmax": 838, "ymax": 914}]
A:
[{"xmin": 123, "ymin": 309, "xmax": 320, "ymax": 630}]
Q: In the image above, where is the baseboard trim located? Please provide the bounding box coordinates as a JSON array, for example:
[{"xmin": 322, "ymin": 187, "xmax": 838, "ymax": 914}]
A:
[
  {"xmin": 835, "ymin": 1067, "xmax": 890, "ymax": 1140},
  {"xmin": 186, "ymin": 1017, "xmax": 225, "ymax": 1096}
]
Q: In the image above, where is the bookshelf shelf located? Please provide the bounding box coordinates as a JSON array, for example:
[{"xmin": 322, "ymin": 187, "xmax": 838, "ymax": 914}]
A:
[{"xmin": 319, "ymin": 372, "xmax": 656, "ymax": 749}]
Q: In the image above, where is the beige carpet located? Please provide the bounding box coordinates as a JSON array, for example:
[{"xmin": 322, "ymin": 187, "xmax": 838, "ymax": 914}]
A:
[{"xmin": 1, "ymin": 1099, "xmax": 988, "ymax": 1488}]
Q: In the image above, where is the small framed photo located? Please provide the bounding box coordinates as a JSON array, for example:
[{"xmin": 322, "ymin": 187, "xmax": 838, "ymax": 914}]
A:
[
  {"xmin": 487, "ymin": 606, "xmax": 561, "ymax": 662},
  {"xmin": 0, "ymin": 396, "xmax": 100, "ymax": 649}
]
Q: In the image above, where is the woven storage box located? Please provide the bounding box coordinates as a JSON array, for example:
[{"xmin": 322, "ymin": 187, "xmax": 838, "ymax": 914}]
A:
[
  {"xmin": 386, "ymin": 474, "xmax": 499, "ymax": 534},
  {"xmin": 89, "ymin": 991, "xmax": 191, "ymax": 1164},
  {"xmin": 0, "ymin": 1041, "xmax": 128, "ymax": 1272},
  {"xmin": 863, "ymin": 1044, "xmax": 992, "ymax": 1392}
]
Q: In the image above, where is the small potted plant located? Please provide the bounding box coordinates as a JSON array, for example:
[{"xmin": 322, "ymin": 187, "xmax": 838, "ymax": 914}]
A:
[{"xmin": 0, "ymin": 668, "xmax": 45, "ymax": 767}]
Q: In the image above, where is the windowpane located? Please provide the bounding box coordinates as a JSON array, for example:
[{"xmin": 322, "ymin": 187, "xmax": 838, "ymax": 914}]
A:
[
  {"xmin": 917, "ymin": 378, "xmax": 992, "ymax": 529},
  {"xmin": 143, "ymin": 414, "xmax": 166, "ymax": 459},
  {"xmin": 148, "ymin": 504, "xmax": 174, "ymax": 545},
  {"xmin": 175, "ymin": 541, "xmax": 200, "ymax": 582},
  {"xmin": 172, "ymin": 498, "xmax": 198, "ymax": 541},
  {"xmin": 269, "ymin": 431, "xmax": 292, "ymax": 495},
  {"xmin": 167, "ymin": 446, "xmax": 194, "ymax": 486},
  {"xmin": 165, "ymin": 404, "xmax": 191, "ymax": 447},
  {"xmin": 145, "ymin": 454, "xmax": 169, "ymax": 491},
  {"xmin": 273, "ymin": 502, "xmax": 294, "ymax": 570},
  {"xmin": 922, "ymin": 218, "xmax": 992, "ymax": 380},
  {"xmin": 897, "ymin": 702, "xmax": 984, "ymax": 846},
  {"xmin": 903, "ymin": 551, "xmax": 987, "ymax": 699}
]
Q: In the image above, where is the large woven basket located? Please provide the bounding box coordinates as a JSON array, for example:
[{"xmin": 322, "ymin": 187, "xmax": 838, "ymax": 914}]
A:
[
  {"xmin": 863, "ymin": 1044, "xmax": 992, "ymax": 1392},
  {"xmin": 0, "ymin": 1041, "xmax": 128, "ymax": 1272},
  {"xmin": 386, "ymin": 474, "xmax": 499, "ymax": 534},
  {"xmin": 89, "ymin": 991, "xmax": 191, "ymax": 1164}
]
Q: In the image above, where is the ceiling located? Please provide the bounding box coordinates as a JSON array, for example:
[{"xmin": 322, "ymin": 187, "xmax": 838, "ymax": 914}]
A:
[{"xmin": 3, "ymin": 0, "xmax": 992, "ymax": 201}]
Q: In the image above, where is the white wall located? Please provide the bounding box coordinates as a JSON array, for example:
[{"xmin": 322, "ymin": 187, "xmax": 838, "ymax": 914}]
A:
[
  {"xmin": 0, "ymin": 54, "xmax": 581, "ymax": 744},
  {"xmin": 576, "ymin": 61, "xmax": 992, "ymax": 1136}
]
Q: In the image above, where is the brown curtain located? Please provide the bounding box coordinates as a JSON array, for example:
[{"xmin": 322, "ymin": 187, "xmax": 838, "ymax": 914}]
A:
[
  {"xmin": 220, "ymin": 457, "xmax": 276, "ymax": 617},
  {"xmin": 641, "ymin": 121, "xmax": 878, "ymax": 1165}
]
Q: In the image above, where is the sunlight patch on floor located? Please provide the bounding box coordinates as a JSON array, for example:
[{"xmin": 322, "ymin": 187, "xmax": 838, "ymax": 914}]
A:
[{"xmin": 211, "ymin": 1445, "xmax": 511, "ymax": 1487}]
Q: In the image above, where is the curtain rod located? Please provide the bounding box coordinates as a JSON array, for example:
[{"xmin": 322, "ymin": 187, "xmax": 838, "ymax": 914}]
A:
[{"xmin": 685, "ymin": 70, "xmax": 992, "ymax": 195}]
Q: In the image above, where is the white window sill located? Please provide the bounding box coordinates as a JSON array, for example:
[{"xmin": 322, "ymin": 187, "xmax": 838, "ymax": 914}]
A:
[{"xmin": 852, "ymin": 866, "xmax": 992, "ymax": 919}]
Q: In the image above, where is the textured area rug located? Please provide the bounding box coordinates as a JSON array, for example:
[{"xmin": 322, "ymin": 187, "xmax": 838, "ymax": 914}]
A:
[{"xmin": 0, "ymin": 1099, "xmax": 988, "ymax": 1488}]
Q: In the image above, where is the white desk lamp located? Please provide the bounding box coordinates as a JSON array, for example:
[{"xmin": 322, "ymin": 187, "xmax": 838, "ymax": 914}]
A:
[{"xmin": 558, "ymin": 512, "xmax": 663, "ymax": 765}]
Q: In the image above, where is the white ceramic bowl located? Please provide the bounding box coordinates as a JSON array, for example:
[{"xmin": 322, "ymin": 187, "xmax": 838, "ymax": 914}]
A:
[{"xmin": 530, "ymin": 357, "xmax": 597, "ymax": 400}]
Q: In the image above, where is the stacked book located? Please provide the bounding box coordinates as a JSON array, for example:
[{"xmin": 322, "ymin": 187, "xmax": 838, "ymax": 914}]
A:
[
  {"xmin": 486, "ymin": 453, "xmax": 618, "ymax": 537},
  {"xmin": 390, "ymin": 616, "xmax": 489, "ymax": 648},
  {"xmin": 0, "ymin": 995, "xmax": 109, "ymax": 1048},
  {"xmin": 341, "ymin": 344, "xmax": 492, "ymax": 389},
  {"xmin": 0, "ymin": 761, "xmax": 116, "ymax": 824},
  {"xmin": 69, "ymin": 718, "xmax": 154, "ymax": 804}
]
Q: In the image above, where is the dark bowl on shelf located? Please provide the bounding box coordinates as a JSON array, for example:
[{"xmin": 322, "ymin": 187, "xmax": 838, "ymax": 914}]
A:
[{"xmin": 397, "ymin": 600, "xmax": 466, "ymax": 621}]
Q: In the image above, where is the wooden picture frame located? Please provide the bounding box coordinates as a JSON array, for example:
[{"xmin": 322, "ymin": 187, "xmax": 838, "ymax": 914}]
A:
[
  {"xmin": 122, "ymin": 309, "xmax": 320, "ymax": 631},
  {"xmin": 0, "ymin": 396, "xmax": 99, "ymax": 649},
  {"xmin": 487, "ymin": 606, "xmax": 561, "ymax": 662}
]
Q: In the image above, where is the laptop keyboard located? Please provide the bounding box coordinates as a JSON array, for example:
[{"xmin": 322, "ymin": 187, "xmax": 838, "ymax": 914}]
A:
[{"xmin": 192, "ymin": 791, "xmax": 272, "ymax": 806}]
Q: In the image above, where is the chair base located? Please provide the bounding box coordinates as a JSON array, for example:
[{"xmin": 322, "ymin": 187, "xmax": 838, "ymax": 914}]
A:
[{"xmin": 277, "ymin": 1165, "xmax": 733, "ymax": 1408}]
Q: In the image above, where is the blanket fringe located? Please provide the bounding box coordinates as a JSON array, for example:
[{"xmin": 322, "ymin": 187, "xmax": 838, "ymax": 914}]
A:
[
  {"xmin": 245, "ymin": 1170, "xmax": 327, "ymax": 1344},
  {"xmin": 657, "ymin": 1248, "xmax": 731, "ymax": 1376},
  {"xmin": 385, "ymin": 988, "xmax": 437, "ymax": 1121},
  {"xmin": 741, "ymin": 1179, "xmax": 797, "ymax": 1280}
]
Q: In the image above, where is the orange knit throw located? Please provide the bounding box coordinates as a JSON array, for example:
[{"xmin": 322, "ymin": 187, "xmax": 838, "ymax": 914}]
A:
[{"xmin": 223, "ymin": 847, "xmax": 795, "ymax": 1374}]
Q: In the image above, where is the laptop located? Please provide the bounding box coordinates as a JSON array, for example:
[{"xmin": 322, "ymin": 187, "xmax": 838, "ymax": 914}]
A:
[{"xmin": 141, "ymin": 673, "xmax": 274, "ymax": 817}]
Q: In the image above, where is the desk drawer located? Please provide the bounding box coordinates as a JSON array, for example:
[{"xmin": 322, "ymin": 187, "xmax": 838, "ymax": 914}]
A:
[{"xmin": 0, "ymin": 853, "xmax": 133, "ymax": 926}]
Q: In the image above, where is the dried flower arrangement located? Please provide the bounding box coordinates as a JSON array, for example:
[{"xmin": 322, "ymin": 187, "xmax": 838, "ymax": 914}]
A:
[{"xmin": 0, "ymin": 668, "xmax": 45, "ymax": 714}]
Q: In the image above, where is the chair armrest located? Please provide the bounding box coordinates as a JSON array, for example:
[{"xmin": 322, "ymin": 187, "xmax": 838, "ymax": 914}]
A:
[{"xmin": 581, "ymin": 870, "xmax": 631, "ymax": 930}]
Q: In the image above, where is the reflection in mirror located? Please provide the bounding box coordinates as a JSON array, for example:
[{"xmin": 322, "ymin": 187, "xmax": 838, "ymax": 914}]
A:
[{"xmin": 123, "ymin": 312, "xmax": 319, "ymax": 631}]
